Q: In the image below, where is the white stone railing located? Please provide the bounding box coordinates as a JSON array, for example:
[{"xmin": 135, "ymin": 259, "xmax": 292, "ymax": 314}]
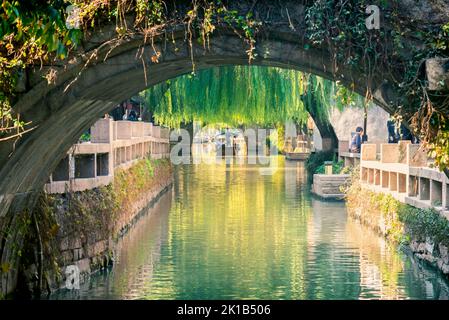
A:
[
  {"xmin": 360, "ymin": 141, "xmax": 449, "ymax": 215},
  {"xmin": 45, "ymin": 119, "xmax": 170, "ymax": 194},
  {"xmin": 338, "ymin": 140, "xmax": 361, "ymax": 167}
]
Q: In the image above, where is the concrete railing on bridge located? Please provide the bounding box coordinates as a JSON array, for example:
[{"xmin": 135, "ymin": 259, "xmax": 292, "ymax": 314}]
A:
[
  {"xmin": 115, "ymin": 121, "xmax": 133, "ymax": 140},
  {"xmin": 339, "ymin": 140, "xmax": 388, "ymax": 167},
  {"xmin": 131, "ymin": 121, "xmax": 144, "ymax": 138},
  {"xmin": 338, "ymin": 140, "xmax": 360, "ymax": 167},
  {"xmin": 152, "ymin": 125, "xmax": 161, "ymax": 139},
  {"xmin": 45, "ymin": 119, "xmax": 170, "ymax": 194},
  {"xmin": 360, "ymin": 142, "xmax": 449, "ymax": 217},
  {"xmin": 144, "ymin": 122, "xmax": 153, "ymax": 136}
]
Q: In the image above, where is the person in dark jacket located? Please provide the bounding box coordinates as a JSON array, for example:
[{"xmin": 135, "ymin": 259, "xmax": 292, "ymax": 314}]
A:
[
  {"xmin": 387, "ymin": 118, "xmax": 399, "ymax": 143},
  {"xmin": 399, "ymin": 123, "xmax": 413, "ymax": 141},
  {"xmin": 128, "ymin": 110, "xmax": 137, "ymax": 121},
  {"xmin": 350, "ymin": 127, "xmax": 364, "ymax": 153}
]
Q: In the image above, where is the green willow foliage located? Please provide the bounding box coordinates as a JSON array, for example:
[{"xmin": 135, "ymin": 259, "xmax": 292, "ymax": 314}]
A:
[
  {"xmin": 142, "ymin": 66, "xmax": 363, "ymax": 128},
  {"xmin": 1, "ymin": 1, "xmax": 82, "ymax": 140}
]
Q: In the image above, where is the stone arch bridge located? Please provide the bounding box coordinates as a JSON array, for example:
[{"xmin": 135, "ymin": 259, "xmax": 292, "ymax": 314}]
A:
[{"xmin": 0, "ymin": 0, "xmax": 448, "ymax": 296}]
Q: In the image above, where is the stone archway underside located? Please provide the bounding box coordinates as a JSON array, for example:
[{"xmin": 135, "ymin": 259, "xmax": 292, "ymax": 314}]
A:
[{"xmin": 0, "ymin": 28, "xmax": 399, "ymax": 217}]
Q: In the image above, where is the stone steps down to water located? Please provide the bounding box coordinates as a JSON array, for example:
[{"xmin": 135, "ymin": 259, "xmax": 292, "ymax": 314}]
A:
[{"xmin": 312, "ymin": 174, "xmax": 351, "ymax": 199}]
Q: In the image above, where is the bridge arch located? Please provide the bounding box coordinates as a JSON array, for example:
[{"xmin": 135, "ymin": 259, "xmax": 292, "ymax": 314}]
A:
[{"xmin": 0, "ymin": 26, "xmax": 398, "ymax": 216}]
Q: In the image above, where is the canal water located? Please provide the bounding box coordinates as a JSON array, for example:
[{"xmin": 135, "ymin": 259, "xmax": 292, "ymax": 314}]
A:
[{"xmin": 51, "ymin": 157, "xmax": 449, "ymax": 300}]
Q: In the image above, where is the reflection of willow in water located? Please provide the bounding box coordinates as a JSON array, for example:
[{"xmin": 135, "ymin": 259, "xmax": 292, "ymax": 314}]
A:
[
  {"xmin": 164, "ymin": 157, "xmax": 312, "ymax": 299},
  {"xmin": 51, "ymin": 157, "xmax": 449, "ymax": 300}
]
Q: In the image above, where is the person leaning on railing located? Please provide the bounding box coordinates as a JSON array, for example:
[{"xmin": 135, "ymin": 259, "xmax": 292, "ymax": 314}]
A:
[{"xmin": 350, "ymin": 127, "xmax": 364, "ymax": 153}]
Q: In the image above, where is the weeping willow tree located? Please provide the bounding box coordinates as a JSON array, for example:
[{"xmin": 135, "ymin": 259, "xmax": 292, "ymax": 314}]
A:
[{"xmin": 141, "ymin": 66, "xmax": 365, "ymax": 130}]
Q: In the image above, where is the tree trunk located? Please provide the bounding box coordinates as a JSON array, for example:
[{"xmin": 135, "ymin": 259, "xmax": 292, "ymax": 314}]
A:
[{"xmin": 302, "ymin": 95, "xmax": 338, "ymax": 152}]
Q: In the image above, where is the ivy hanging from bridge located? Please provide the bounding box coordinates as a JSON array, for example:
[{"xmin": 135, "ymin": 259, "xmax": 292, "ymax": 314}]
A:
[{"xmin": 304, "ymin": 0, "xmax": 449, "ymax": 173}]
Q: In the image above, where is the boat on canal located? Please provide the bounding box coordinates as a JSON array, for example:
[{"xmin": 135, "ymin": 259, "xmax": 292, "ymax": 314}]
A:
[
  {"xmin": 285, "ymin": 151, "xmax": 310, "ymax": 161},
  {"xmin": 285, "ymin": 138, "xmax": 311, "ymax": 161}
]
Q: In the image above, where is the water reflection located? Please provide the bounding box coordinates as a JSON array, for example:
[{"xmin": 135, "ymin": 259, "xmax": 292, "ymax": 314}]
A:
[{"xmin": 50, "ymin": 157, "xmax": 449, "ymax": 300}]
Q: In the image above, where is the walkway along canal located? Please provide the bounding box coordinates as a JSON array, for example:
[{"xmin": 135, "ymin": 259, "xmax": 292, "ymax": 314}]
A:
[{"xmin": 50, "ymin": 158, "xmax": 449, "ymax": 300}]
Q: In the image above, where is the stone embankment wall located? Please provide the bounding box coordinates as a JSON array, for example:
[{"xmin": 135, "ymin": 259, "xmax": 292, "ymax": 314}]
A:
[
  {"xmin": 17, "ymin": 158, "xmax": 173, "ymax": 297},
  {"xmin": 346, "ymin": 173, "xmax": 449, "ymax": 278}
]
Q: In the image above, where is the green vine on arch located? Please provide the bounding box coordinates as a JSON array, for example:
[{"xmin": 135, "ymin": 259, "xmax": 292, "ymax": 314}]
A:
[
  {"xmin": 304, "ymin": 0, "xmax": 449, "ymax": 172},
  {"xmin": 0, "ymin": 0, "xmax": 259, "ymax": 142}
]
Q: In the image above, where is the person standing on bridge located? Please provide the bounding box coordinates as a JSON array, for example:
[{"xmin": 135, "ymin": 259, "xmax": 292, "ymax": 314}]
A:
[{"xmin": 387, "ymin": 117, "xmax": 399, "ymax": 143}]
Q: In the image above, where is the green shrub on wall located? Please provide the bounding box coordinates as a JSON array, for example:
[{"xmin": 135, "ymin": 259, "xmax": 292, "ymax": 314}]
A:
[
  {"xmin": 113, "ymin": 158, "xmax": 171, "ymax": 215},
  {"xmin": 306, "ymin": 151, "xmax": 352, "ymax": 179},
  {"xmin": 398, "ymin": 205, "xmax": 449, "ymax": 247},
  {"xmin": 305, "ymin": 150, "xmax": 334, "ymax": 176},
  {"xmin": 314, "ymin": 160, "xmax": 349, "ymax": 175}
]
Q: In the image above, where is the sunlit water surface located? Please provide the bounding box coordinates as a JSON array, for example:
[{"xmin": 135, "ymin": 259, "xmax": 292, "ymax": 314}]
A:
[{"xmin": 51, "ymin": 157, "xmax": 449, "ymax": 300}]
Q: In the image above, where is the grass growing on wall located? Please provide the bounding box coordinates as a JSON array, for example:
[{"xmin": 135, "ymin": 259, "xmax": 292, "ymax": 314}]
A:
[
  {"xmin": 113, "ymin": 158, "xmax": 172, "ymax": 219},
  {"xmin": 36, "ymin": 158, "xmax": 172, "ymax": 244},
  {"xmin": 16, "ymin": 158, "xmax": 173, "ymax": 296}
]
